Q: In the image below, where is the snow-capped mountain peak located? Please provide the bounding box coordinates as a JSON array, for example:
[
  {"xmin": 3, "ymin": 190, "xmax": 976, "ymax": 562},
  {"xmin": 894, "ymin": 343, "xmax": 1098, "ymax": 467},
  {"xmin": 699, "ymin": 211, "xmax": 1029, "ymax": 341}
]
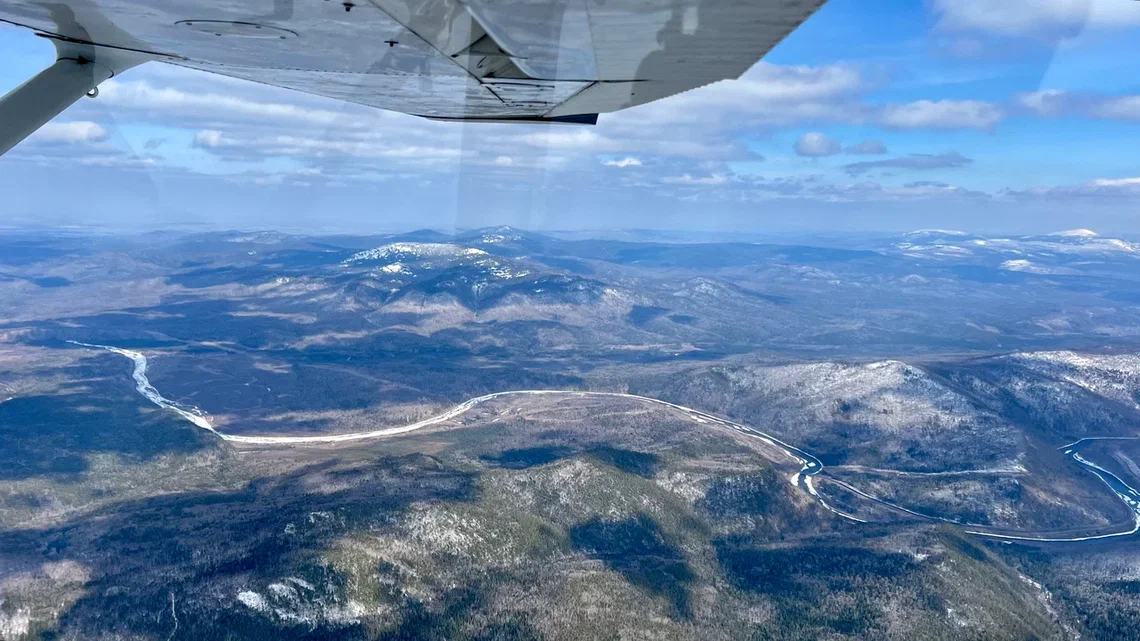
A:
[{"xmin": 904, "ymin": 229, "xmax": 969, "ymax": 237}]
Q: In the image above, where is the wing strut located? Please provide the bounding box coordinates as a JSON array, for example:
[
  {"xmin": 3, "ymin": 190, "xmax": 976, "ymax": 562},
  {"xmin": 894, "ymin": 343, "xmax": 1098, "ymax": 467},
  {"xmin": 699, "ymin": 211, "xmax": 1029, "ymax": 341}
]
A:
[{"xmin": 0, "ymin": 40, "xmax": 150, "ymax": 157}]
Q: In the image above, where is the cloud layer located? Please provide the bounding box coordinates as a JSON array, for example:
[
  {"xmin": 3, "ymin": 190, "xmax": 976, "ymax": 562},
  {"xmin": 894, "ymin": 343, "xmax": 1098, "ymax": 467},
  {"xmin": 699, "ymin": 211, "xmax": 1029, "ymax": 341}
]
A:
[{"xmin": 4, "ymin": 0, "xmax": 1140, "ymax": 231}]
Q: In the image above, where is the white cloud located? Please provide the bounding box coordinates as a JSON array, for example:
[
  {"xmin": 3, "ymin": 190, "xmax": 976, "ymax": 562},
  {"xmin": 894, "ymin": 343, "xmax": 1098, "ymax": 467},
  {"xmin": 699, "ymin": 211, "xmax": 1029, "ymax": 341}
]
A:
[
  {"xmin": 880, "ymin": 100, "xmax": 1004, "ymax": 130},
  {"xmin": 661, "ymin": 173, "xmax": 729, "ymax": 185},
  {"xmin": 932, "ymin": 0, "xmax": 1140, "ymax": 36},
  {"xmin": 646, "ymin": 173, "xmax": 991, "ymax": 205},
  {"xmin": 9, "ymin": 120, "xmax": 166, "ymax": 171},
  {"xmin": 32, "ymin": 58, "xmax": 1099, "ymax": 206},
  {"xmin": 720, "ymin": 62, "xmax": 867, "ymax": 104},
  {"xmin": 612, "ymin": 62, "xmax": 869, "ymax": 128},
  {"xmin": 32, "ymin": 121, "xmax": 108, "ymax": 144},
  {"xmin": 519, "ymin": 129, "xmax": 613, "ymax": 150},
  {"xmin": 1015, "ymin": 90, "xmax": 1140, "ymax": 122},
  {"xmin": 1090, "ymin": 177, "xmax": 1140, "ymax": 188},
  {"xmin": 1090, "ymin": 96, "xmax": 1140, "ymax": 121},
  {"xmin": 513, "ymin": 125, "xmax": 745, "ymax": 161},
  {"xmin": 999, "ymin": 175, "xmax": 1140, "ymax": 202},
  {"xmin": 794, "ymin": 132, "xmax": 841, "ymax": 157},
  {"xmin": 193, "ymin": 130, "xmax": 224, "ymax": 148},
  {"xmin": 93, "ymin": 61, "xmax": 1017, "ymax": 186},
  {"xmin": 190, "ymin": 129, "xmax": 465, "ymax": 166},
  {"xmin": 603, "ymin": 157, "xmax": 643, "ymax": 167},
  {"xmin": 99, "ymin": 79, "xmax": 366, "ymax": 129},
  {"xmin": 76, "ymin": 155, "xmax": 158, "ymax": 169},
  {"xmin": 844, "ymin": 152, "xmax": 973, "ymax": 176},
  {"xmin": 845, "ymin": 140, "xmax": 888, "ymax": 155},
  {"xmin": 1016, "ymin": 89, "xmax": 1072, "ymax": 116}
]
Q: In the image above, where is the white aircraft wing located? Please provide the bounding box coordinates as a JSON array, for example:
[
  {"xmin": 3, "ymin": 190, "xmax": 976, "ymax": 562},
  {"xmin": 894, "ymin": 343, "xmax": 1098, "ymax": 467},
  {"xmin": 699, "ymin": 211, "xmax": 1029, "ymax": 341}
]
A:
[{"xmin": 0, "ymin": 0, "xmax": 825, "ymax": 154}]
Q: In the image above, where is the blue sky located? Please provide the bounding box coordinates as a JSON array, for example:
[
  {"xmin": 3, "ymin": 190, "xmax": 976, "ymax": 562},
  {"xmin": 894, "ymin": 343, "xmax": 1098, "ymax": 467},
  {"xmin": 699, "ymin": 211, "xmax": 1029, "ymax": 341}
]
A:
[{"xmin": 4, "ymin": 0, "xmax": 1140, "ymax": 234}]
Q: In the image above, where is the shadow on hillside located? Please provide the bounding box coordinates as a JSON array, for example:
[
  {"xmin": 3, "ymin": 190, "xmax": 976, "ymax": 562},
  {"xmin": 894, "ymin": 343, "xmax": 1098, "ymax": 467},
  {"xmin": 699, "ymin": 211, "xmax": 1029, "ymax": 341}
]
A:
[
  {"xmin": 0, "ymin": 353, "xmax": 217, "ymax": 481},
  {"xmin": 0, "ymin": 454, "xmax": 478, "ymax": 640},
  {"xmin": 483, "ymin": 446, "xmax": 661, "ymax": 479},
  {"xmin": 569, "ymin": 515, "xmax": 694, "ymax": 619}
]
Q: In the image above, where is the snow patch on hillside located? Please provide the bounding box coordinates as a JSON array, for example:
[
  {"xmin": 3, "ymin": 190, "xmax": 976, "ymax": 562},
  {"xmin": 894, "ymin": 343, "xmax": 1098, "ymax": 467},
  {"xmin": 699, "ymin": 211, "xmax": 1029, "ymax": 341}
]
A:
[
  {"xmin": 236, "ymin": 581, "xmax": 368, "ymax": 626},
  {"xmin": 480, "ymin": 232, "xmax": 521, "ymax": 244},
  {"xmin": 345, "ymin": 242, "xmax": 488, "ymax": 264},
  {"xmin": 0, "ymin": 609, "xmax": 30, "ymax": 639},
  {"xmin": 1000, "ymin": 259, "xmax": 1053, "ymax": 274},
  {"xmin": 376, "ymin": 262, "xmax": 410, "ymax": 275},
  {"xmin": 474, "ymin": 258, "xmax": 531, "ymax": 279},
  {"xmin": 237, "ymin": 591, "xmax": 267, "ymax": 612}
]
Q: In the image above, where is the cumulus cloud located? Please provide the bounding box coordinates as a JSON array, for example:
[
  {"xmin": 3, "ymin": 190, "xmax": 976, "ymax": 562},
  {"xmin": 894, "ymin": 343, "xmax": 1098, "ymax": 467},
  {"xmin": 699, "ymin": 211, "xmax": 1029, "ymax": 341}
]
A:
[
  {"xmin": 1091, "ymin": 96, "xmax": 1140, "ymax": 121},
  {"xmin": 75, "ymin": 155, "xmax": 159, "ymax": 169},
  {"xmin": 82, "ymin": 61, "xmax": 1020, "ymax": 188},
  {"xmin": 8, "ymin": 120, "xmax": 167, "ymax": 171},
  {"xmin": 794, "ymin": 135, "xmax": 888, "ymax": 157},
  {"xmin": 1016, "ymin": 90, "xmax": 1140, "ymax": 122},
  {"xmin": 999, "ymin": 175, "xmax": 1140, "ymax": 202},
  {"xmin": 612, "ymin": 62, "xmax": 871, "ymax": 128},
  {"xmin": 603, "ymin": 157, "xmax": 643, "ymax": 167},
  {"xmin": 644, "ymin": 172, "xmax": 991, "ymax": 205},
  {"xmin": 844, "ymin": 140, "xmax": 888, "ymax": 155},
  {"xmin": 99, "ymin": 79, "xmax": 359, "ymax": 129},
  {"xmin": 880, "ymin": 100, "xmax": 1004, "ymax": 130},
  {"xmin": 32, "ymin": 121, "xmax": 108, "ymax": 144},
  {"xmin": 844, "ymin": 152, "xmax": 973, "ymax": 176},
  {"xmin": 191, "ymin": 129, "xmax": 466, "ymax": 166},
  {"xmin": 1016, "ymin": 89, "xmax": 1074, "ymax": 117},
  {"xmin": 794, "ymin": 132, "xmax": 842, "ymax": 157},
  {"xmin": 931, "ymin": 0, "xmax": 1140, "ymax": 36},
  {"xmin": 661, "ymin": 173, "xmax": 730, "ymax": 185},
  {"xmin": 193, "ymin": 130, "xmax": 223, "ymax": 148},
  {"xmin": 520, "ymin": 129, "xmax": 611, "ymax": 150},
  {"xmin": 1091, "ymin": 177, "xmax": 1140, "ymax": 188},
  {"xmin": 16, "ymin": 56, "xmax": 1080, "ymax": 210},
  {"xmin": 721, "ymin": 62, "xmax": 867, "ymax": 104}
]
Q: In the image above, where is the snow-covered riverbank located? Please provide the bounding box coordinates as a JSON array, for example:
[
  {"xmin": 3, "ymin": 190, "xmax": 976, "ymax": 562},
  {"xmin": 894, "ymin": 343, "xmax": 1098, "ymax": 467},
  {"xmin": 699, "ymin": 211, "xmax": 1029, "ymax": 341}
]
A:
[{"xmin": 68, "ymin": 341, "xmax": 216, "ymax": 433}]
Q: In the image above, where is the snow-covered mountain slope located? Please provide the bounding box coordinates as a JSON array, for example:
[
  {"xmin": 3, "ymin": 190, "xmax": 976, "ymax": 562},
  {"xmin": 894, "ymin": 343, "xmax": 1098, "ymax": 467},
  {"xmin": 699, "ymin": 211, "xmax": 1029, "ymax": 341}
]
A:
[
  {"xmin": 331, "ymin": 239, "xmax": 619, "ymax": 317},
  {"xmin": 645, "ymin": 360, "xmax": 1018, "ymax": 471},
  {"xmin": 933, "ymin": 351, "xmax": 1140, "ymax": 442},
  {"xmin": 344, "ymin": 242, "xmax": 490, "ymax": 264},
  {"xmin": 727, "ymin": 360, "xmax": 987, "ymax": 434},
  {"xmin": 343, "ymin": 241, "xmax": 537, "ymax": 282},
  {"xmin": 1008, "ymin": 351, "xmax": 1140, "ymax": 411},
  {"xmin": 888, "ymin": 229, "xmax": 1139, "ymax": 264}
]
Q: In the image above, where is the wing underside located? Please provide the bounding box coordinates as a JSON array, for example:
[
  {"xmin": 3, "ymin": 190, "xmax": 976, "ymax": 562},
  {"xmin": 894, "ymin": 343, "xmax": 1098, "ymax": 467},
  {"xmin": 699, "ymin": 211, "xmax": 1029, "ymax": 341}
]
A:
[{"xmin": 0, "ymin": 0, "xmax": 825, "ymax": 121}]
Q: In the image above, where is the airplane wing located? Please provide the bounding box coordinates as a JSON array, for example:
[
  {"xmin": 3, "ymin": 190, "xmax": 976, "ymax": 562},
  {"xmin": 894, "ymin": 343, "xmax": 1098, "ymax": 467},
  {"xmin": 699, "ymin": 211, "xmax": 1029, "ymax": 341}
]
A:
[{"xmin": 0, "ymin": 0, "xmax": 825, "ymax": 154}]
